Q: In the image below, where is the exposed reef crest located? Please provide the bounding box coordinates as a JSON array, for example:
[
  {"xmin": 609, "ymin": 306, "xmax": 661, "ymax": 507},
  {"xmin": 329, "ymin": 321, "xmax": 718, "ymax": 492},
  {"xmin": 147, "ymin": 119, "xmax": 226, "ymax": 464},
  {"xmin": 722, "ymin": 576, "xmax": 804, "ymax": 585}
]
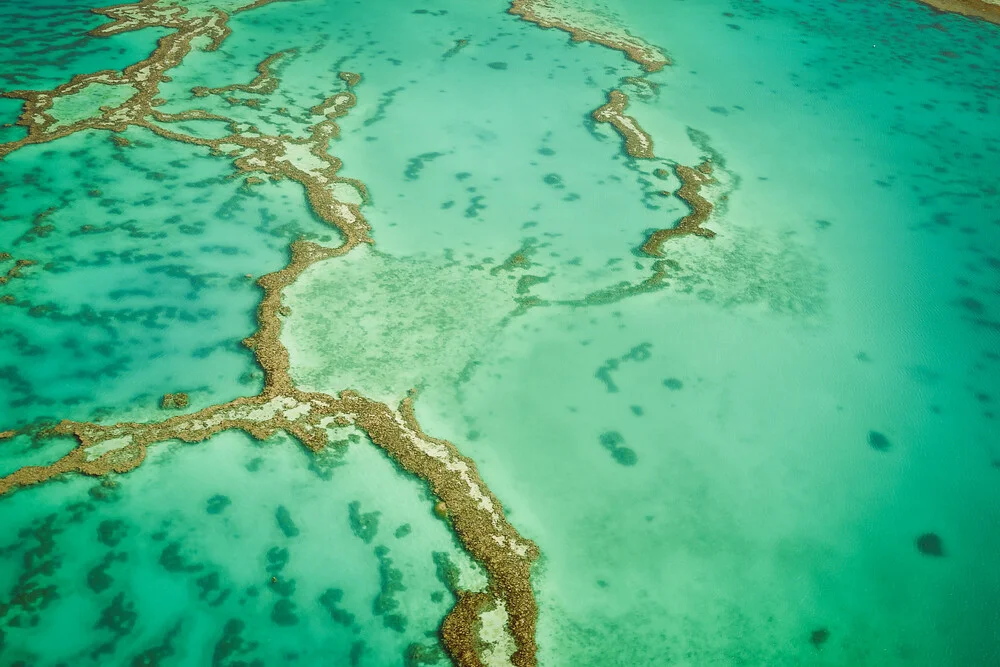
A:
[
  {"xmin": 641, "ymin": 161, "xmax": 717, "ymax": 256},
  {"xmin": 592, "ymin": 89, "xmax": 654, "ymax": 158},
  {"xmin": 915, "ymin": 0, "xmax": 1000, "ymax": 25},
  {"xmin": 508, "ymin": 0, "xmax": 669, "ymax": 72}
]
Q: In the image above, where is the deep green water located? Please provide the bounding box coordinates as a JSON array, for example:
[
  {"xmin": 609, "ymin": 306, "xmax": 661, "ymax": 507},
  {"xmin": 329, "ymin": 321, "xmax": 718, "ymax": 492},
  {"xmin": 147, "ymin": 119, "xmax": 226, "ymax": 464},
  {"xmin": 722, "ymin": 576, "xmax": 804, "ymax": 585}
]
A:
[{"xmin": 1, "ymin": 0, "xmax": 998, "ymax": 665}]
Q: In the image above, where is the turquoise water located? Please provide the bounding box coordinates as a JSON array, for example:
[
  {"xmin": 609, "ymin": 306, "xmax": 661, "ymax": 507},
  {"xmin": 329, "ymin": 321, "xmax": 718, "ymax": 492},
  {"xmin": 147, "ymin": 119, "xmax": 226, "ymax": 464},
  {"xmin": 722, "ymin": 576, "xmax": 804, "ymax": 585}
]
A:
[{"xmin": 1, "ymin": 0, "xmax": 999, "ymax": 665}]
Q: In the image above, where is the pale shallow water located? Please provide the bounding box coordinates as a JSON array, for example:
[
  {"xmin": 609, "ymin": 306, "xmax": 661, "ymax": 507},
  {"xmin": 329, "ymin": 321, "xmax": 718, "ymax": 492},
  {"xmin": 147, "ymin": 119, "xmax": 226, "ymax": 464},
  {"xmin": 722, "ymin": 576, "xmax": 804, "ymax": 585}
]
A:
[{"xmin": 1, "ymin": 0, "xmax": 998, "ymax": 665}]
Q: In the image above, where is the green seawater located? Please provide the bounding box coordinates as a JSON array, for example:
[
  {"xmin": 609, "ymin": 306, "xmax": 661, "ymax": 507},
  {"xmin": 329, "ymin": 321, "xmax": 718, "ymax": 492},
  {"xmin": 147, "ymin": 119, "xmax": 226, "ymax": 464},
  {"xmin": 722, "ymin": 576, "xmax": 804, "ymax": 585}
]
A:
[{"xmin": 1, "ymin": 0, "xmax": 998, "ymax": 665}]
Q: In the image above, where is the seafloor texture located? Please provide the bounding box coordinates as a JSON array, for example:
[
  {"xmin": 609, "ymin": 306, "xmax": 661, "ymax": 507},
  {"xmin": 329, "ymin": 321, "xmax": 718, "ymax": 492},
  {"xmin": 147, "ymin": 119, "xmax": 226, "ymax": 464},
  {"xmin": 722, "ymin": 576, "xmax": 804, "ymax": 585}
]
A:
[{"xmin": 1, "ymin": 0, "xmax": 999, "ymax": 665}]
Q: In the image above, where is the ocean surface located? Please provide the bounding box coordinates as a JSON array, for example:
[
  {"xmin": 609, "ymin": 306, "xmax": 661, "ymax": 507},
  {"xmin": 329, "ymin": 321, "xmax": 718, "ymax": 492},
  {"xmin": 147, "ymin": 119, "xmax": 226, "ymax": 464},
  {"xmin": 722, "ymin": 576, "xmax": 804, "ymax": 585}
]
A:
[{"xmin": 1, "ymin": 0, "xmax": 998, "ymax": 665}]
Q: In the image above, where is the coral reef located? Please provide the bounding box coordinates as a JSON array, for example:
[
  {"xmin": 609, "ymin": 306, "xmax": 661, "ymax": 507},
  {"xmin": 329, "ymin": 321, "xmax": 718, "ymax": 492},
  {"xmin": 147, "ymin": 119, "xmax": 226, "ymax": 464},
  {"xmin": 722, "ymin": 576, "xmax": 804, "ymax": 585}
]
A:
[
  {"xmin": 916, "ymin": 0, "xmax": 1000, "ymax": 25},
  {"xmin": 591, "ymin": 89, "xmax": 654, "ymax": 158},
  {"xmin": 641, "ymin": 161, "xmax": 716, "ymax": 256},
  {"xmin": 508, "ymin": 0, "xmax": 669, "ymax": 72}
]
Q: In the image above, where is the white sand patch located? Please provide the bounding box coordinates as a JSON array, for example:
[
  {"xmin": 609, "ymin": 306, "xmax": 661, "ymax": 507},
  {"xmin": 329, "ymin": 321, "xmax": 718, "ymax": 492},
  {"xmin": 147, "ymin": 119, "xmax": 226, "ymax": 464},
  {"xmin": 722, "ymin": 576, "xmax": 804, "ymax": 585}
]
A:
[
  {"xmin": 85, "ymin": 435, "xmax": 133, "ymax": 461},
  {"xmin": 479, "ymin": 601, "xmax": 517, "ymax": 667}
]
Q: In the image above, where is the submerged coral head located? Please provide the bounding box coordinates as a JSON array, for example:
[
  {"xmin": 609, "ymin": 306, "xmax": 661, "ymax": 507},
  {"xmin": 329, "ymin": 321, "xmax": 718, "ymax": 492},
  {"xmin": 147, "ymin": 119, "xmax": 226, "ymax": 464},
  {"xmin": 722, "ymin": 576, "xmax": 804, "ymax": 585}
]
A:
[
  {"xmin": 809, "ymin": 627, "xmax": 830, "ymax": 649},
  {"xmin": 867, "ymin": 430, "xmax": 891, "ymax": 451},
  {"xmin": 916, "ymin": 532, "xmax": 945, "ymax": 557}
]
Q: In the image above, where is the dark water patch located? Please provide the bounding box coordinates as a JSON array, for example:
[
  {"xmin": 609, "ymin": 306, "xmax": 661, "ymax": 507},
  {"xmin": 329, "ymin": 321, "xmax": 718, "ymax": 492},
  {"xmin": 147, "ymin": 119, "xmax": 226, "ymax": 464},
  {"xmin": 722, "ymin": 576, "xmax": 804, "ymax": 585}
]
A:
[
  {"xmin": 404, "ymin": 642, "xmax": 444, "ymax": 666},
  {"xmin": 275, "ymin": 505, "xmax": 299, "ymax": 538},
  {"xmin": 442, "ymin": 37, "xmax": 468, "ymax": 59},
  {"xmin": 268, "ymin": 574, "xmax": 296, "ymax": 598},
  {"xmin": 907, "ymin": 365, "xmax": 941, "ymax": 384},
  {"xmin": 487, "ymin": 61, "xmax": 508, "ymax": 70},
  {"xmin": 92, "ymin": 592, "xmax": 137, "ymax": 658},
  {"xmin": 66, "ymin": 500, "xmax": 95, "ymax": 524},
  {"xmin": 349, "ymin": 501, "xmax": 380, "ymax": 544},
  {"xmin": 89, "ymin": 479, "xmax": 123, "ymax": 503},
  {"xmin": 195, "ymin": 573, "xmax": 228, "ymax": 609},
  {"xmin": 916, "ymin": 532, "xmax": 945, "ymax": 557},
  {"xmin": 612, "ymin": 447, "xmax": 638, "ymax": 466},
  {"xmin": 600, "ymin": 431, "xmax": 639, "ymax": 466},
  {"xmin": 212, "ymin": 618, "xmax": 261, "ymax": 667},
  {"xmin": 373, "ymin": 546, "xmax": 407, "ymax": 632},
  {"xmin": 198, "ymin": 245, "xmax": 241, "ymax": 256},
  {"xmin": 270, "ymin": 599, "xmax": 299, "ymax": 626},
  {"xmin": 868, "ymin": 430, "xmax": 891, "ymax": 452},
  {"xmin": 2, "ymin": 513, "xmax": 62, "ymax": 628},
  {"xmin": 108, "ymin": 288, "xmax": 157, "ymax": 300},
  {"xmin": 464, "ymin": 195, "xmax": 486, "ymax": 218},
  {"xmin": 595, "ymin": 343, "xmax": 652, "ymax": 392},
  {"xmin": 350, "ymin": 640, "xmax": 365, "ymax": 666},
  {"xmin": 178, "ymin": 222, "xmax": 206, "ymax": 235},
  {"xmin": 630, "ymin": 405, "xmax": 644, "ymax": 416},
  {"xmin": 809, "ymin": 627, "xmax": 830, "ymax": 648},
  {"xmin": 87, "ymin": 551, "xmax": 126, "ymax": 593},
  {"xmin": 538, "ymin": 146, "xmax": 555, "ymax": 156},
  {"xmin": 663, "ymin": 377, "xmax": 683, "ymax": 390},
  {"xmin": 308, "ymin": 436, "xmax": 351, "ymax": 480},
  {"xmin": 969, "ymin": 317, "xmax": 1000, "ymax": 332},
  {"xmin": 383, "ymin": 613, "xmax": 407, "ymax": 633},
  {"xmin": 599, "ymin": 431, "xmax": 624, "ymax": 451},
  {"xmin": 363, "ymin": 86, "xmax": 405, "ymax": 127},
  {"xmin": 159, "ymin": 541, "xmax": 203, "ymax": 573},
  {"xmin": 394, "ymin": 523, "xmax": 411, "ymax": 539},
  {"xmin": 129, "ymin": 620, "xmax": 182, "ymax": 667},
  {"xmin": 403, "ymin": 151, "xmax": 445, "ymax": 181},
  {"xmin": 265, "ymin": 546, "xmax": 289, "ymax": 575},
  {"xmin": 206, "ymin": 495, "xmax": 231, "ymax": 515},
  {"xmin": 145, "ymin": 263, "xmax": 218, "ymax": 294},
  {"xmin": 543, "ymin": 173, "xmax": 564, "ymax": 188},
  {"xmin": 307, "ymin": 448, "xmax": 346, "ymax": 480},
  {"xmin": 432, "ymin": 551, "xmax": 460, "ymax": 594},
  {"xmin": 957, "ymin": 296, "xmax": 985, "ymax": 315},
  {"xmin": 318, "ymin": 588, "xmax": 355, "ymax": 627}
]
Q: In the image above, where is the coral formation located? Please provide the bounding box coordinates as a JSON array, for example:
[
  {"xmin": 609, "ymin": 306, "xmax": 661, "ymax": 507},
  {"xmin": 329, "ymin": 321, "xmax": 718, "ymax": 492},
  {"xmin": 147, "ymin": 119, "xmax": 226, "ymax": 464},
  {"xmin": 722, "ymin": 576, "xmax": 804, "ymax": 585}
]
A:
[
  {"xmin": 916, "ymin": 0, "xmax": 1000, "ymax": 25},
  {"xmin": 508, "ymin": 0, "xmax": 669, "ymax": 72},
  {"xmin": 641, "ymin": 161, "xmax": 716, "ymax": 256},
  {"xmin": 591, "ymin": 89, "xmax": 654, "ymax": 158},
  {"xmin": 160, "ymin": 393, "xmax": 189, "ymax": 409},
  {"xmin": 0, "ymin": 2, "xmax": 539, "ymax": 664}
]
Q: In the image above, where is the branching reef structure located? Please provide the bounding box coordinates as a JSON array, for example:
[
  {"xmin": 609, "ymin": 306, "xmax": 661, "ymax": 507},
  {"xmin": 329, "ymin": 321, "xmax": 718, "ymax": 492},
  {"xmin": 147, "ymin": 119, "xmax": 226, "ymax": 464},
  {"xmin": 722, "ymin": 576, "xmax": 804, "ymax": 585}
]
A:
[{"xmin": 0, "ymin": 0, "xmax": 733, "ymax": 664}]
